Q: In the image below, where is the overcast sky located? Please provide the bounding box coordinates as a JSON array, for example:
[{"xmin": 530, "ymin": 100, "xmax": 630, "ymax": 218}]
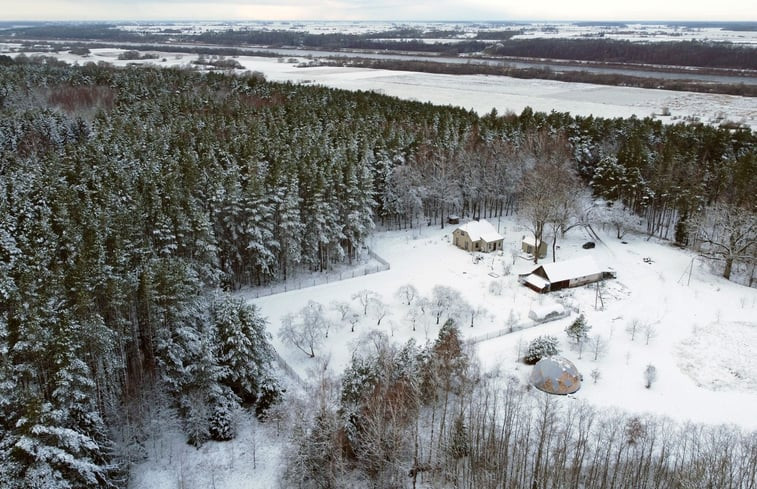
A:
[{"xmin": 1, "ymin": 0, "xmax": 755, "ymax": 22}]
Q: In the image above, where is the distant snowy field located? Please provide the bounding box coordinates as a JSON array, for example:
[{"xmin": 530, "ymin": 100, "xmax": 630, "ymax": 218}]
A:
[
  {"xmin": 114, "ymin": 20, "xmax": 757, "ymax": 45},
  {"xmin": 3, "ymin": 45, "xmax": 754, "ymax": 129}
]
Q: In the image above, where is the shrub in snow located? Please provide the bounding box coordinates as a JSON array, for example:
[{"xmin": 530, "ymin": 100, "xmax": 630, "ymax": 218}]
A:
[
  {"xmin": 255, "ymin": 376, "xmax": 283, "ymax": 420},
  {"xmin": 525, "ymin": 335, "xmax": 560, "ymax": 365},
  {"xmin": 644, "ymin": 364, "xmax": 658, "ymax": 389},
  {"xmin": 209, "ymin": 403, "xmax": 237, "ymax": 441},
  {"xmin": 184, "ymin": 395, "xmax": 211, "ymax": 448},
  {"xmin": 591, "ymin": 368, "xmax": 601, "ymax": 384},
  {"xmin": 489, "ymin": 280, "xmax": 504, "ymax": 296}
]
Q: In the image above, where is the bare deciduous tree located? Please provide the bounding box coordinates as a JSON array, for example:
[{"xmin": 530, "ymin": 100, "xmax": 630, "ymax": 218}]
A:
[
  {"xmin": 590, "ymin": 335, "xmax": 608, "ymax": 361},
  {"xmin": 642, "ymin": 323, "xmax": 657, "ymax": 345},
  {"xmin": 370, "ymin": 297, "xmax": 390, "ymax": 326},
  {"xmin": 278, "ymin": 302, "xmax": 330, "ymax": 357},
  {"xmin": 597, "ymin": 199, "xmax": 637, "ymax": 239},
  {"xmin": 395, "ymin": 284, "xmax": 419, "ymax": 306},
  {"xmin": 626, "ymin": 318, "xmax": 642, "ymax": 341},
  {"xmin": 347, "ymin": 311, "xmax": 360, "ymax": 333},
  {"xmin": 518, "ymin": 143, "xmax": 580, "ymax": 263},
  {"xmin": 430, "ymin": 285, "xmax": 463, "ymax": 325},
  {"xmin": 330, "ymin": 300, "xmax": 353, "ymax": 321},
  {"xmin": 352, "ymin": 289, "xmax": 379, "ymax": 315},
  {"xmin": 691, "ymin": 203, "xmax": 756, "ymax": 280}
]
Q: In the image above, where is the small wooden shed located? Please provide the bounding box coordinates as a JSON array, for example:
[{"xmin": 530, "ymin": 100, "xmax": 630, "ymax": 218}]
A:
[{"xmin": 522, "ymin": 236, "xmax": 547, "ymax": 258}]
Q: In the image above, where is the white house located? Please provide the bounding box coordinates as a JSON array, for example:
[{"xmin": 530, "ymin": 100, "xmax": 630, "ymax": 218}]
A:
[{"xmin": 452, "ymin": 220, "xmax": 504, "ymax": 253}]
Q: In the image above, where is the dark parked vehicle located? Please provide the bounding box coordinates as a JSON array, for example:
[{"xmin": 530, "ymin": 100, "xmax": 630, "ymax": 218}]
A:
[{"xmin": 582, "ymin": 242, "xmax": 596, "ymax": 249}]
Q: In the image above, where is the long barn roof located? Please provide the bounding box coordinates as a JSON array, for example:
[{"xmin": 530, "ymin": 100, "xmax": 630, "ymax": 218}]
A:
[{"xmin": 534, "ymin": 256, "xmax": 602, "ymax": 283}]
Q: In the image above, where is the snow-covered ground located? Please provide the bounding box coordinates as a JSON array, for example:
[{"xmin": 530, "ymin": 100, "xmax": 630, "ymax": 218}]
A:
[
  {"xmin": 128, "ymin": 219, "xmax": 757, "ymax": 488},
  {"xmin": 2, "ymin": 45, "xmax": 755, "ymax": 129},
  {"xmin": 129, "ymin": 411, "xmax": 283, "ymax": 489},
  {"xmin": 246, "ymin": 218, "xmax": 757, "ymax": 430}
]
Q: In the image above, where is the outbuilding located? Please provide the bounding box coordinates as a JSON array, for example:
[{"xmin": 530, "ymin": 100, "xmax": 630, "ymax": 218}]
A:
[
  {"xmin": 522, "ymin": 256, "xmax": 604, "ymax": 292},
  {"xmin": 521, "ymin": 236, "xmax": 547, "ymax": 258},
  {"xmin": 529, "ymin": 356, "xmax": 581, "ymax": 395},
  {"xmin": 452, "ymin": 220, "xmax": 504, "ymax": 253}
]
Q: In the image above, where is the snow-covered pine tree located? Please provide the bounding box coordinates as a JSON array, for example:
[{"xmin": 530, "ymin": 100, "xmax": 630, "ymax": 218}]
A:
[
  {"xmin": 339, "ymin": 154, "xmax": 375, "ymax": 263},
  {"xmin": 272, "ymin": 177, "xmax": 303, "ymax": 281},
  {"xmin": 6, "ymin": 316, "xmax": 120, "ymax": 488},
  {"xmin": 211, "ymin": 294, "xmax": 280, "ymax": 414},
  {"xmin": 565, "ymin": 314, "xmax": 592, "ymax": 345}
]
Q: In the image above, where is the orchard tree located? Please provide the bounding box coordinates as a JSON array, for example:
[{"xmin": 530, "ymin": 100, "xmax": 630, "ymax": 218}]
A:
[
  {"xmin": 430, "ymin": 285, "xmax": 464, "ymax": 325},
  {"xmin": 626, "ymin": 318, "xmax": 642, "ymax": 341},
  {"xmin": 395, "ymin": 284, "xmax": 418, "ymax": 306},
  {"xmin": 278, "ymin": 303, "xmax": 329, "ymax": 358},
  {"xmin": 301, "ymin": 300, "xmax": 332, "ymax": 339},
  {"xmin": 352, "ymin": 289, "xmax": 379, "ymax": 315},
  {"xmin": 370, "ymin": 297, "xmax": 390, "ymax": 326},
  {"xmin": 330, "ymin": 300, "xmax": 353, "ymax": 321},
  {"xmin": 642, "ymin": 323, "xmax": 657, "ymax": 345}
]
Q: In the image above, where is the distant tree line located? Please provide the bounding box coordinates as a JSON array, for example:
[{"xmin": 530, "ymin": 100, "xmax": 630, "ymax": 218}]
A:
[
  {"xmin": 335, "ymin": 57, "xmax": 757, "ymax": 97},
  {"xmin": 4, "ymin": 24, "xmax": 755, "ymax": 70},
  {"xmin": 194, "ymin": 30, "xmax": 490, "ymax": 54},
  {"xmin": 484, "ymin": 38, "xmax": 757, "ymax": 70},
  {"xmin": 0, "ymin": 58, "xmax": 754, "ymax": 486}
]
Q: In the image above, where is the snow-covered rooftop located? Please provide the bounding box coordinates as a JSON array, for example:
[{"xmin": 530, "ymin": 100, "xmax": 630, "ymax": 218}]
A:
[
  {"xmin": 535, "ymin": 256, "xmax": 603, "ymax": 283},
  {"xmin": 457, "ymin": 219, "xmax": 504, "ymax": 242},
  {"xmin": 522, "ymin": 236, "xmax": 540, "ymax": 246},
  {"xmin": 525, "ymin": 273, "xmax": 550, "ymax": 290}
]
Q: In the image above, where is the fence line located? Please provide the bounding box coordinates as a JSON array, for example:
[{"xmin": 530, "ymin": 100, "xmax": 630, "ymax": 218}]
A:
[
  {"xmin": 366, "ymin": 248, "xmax": 391, "ymax": 268},
  {"xmin": 247, "ymin": 248, "xmax": 391, "ymax": 299},
  {"xmin": 468, "ymin": 310, "xmax": 572, "ymax": 344},
  {"xmin": 273, "ymin": 350, "xmax": 303, "ymax": 386}
]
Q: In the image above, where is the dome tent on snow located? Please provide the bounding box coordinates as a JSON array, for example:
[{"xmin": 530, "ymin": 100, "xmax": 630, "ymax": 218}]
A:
[{"xmin": 529, "ymin": 356, "xmax": 581, "ymax": 395}]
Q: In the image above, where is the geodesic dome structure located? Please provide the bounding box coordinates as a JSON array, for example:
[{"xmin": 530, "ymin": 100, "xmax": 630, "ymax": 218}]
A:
[{"xmin": 529, "ymin": 356, "xmax": 581, "ymax": 395}]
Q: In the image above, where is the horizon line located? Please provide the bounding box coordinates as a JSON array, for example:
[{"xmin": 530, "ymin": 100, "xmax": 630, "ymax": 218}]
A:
[{"xmin": 1, "ymin": 19, "xmax": 756, "ymax": 24}]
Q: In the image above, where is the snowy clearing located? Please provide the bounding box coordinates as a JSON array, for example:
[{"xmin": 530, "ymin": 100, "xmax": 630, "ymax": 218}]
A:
[{"xmin": 245, "ymin": 218, "xmax": 757, "ymax": 431}]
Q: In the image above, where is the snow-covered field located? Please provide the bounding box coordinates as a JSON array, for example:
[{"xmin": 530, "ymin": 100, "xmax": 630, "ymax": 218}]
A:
[
  {"xmin": 2, "ymin": 44, "xmax": 755, "ymax": 129},
  {"xmin": 246, "ymin": 219, "xmax": 757, "ymax": 430},
  {"xmin": 108, "ymin": 21, "xmax": 757, "ymax": 46}
]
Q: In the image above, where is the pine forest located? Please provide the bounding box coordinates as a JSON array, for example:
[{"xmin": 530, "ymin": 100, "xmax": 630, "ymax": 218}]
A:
[{"xmin": 0, "ymin": 58, "xmax": 755, "ymax": 487}]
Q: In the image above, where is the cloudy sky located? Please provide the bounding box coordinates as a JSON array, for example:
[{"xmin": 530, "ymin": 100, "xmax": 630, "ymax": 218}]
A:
[{"xmin": 1, "ymin": 0, "xmax": 754, "ymax": 22}]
